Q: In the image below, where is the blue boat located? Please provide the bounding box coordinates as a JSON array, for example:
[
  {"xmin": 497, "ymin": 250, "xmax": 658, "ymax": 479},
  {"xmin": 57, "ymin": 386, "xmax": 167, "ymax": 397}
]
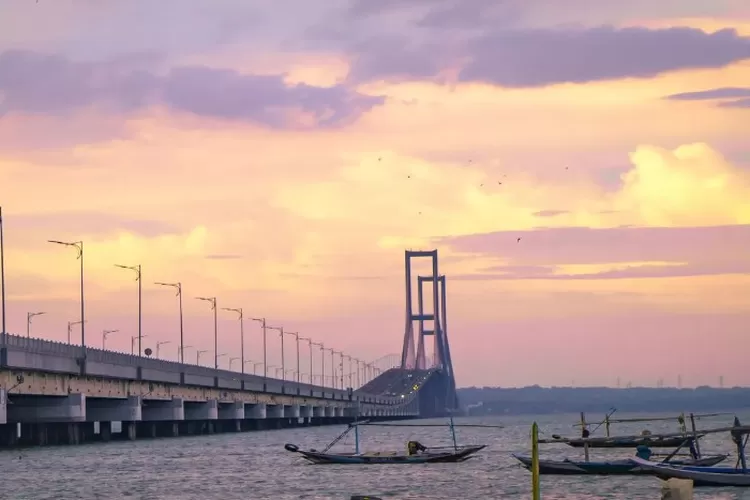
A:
[{"xmin": 513, "ymin": 453, "xmax": 727, "ymax": 475}]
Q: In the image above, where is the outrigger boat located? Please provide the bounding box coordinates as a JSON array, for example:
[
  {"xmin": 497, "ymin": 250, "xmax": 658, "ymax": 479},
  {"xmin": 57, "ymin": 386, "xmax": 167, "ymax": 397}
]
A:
[
  {"xmin": 513, "ymin": 412, "xmax": 729, "ymax": 476},
  {"xmin": 630, "ymin": 417, "xmax": 750, "ymax": 487},
  {"xmin": 284, "ymin": 418, "xmax": 488, "ymax": 464}
]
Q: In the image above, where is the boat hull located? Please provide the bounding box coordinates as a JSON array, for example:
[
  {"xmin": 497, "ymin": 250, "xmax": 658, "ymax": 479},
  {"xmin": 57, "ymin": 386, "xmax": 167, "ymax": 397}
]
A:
[
  {"xmin": 566, "ymin": 436, "xmax": 701, "ymax": 448},
  {"xmin": 287, "ymin": 444, "xmax": 486, "ymax": 464},
  {"xmin": 630, "ymin": 457, "xmax": 750, "ymax": 487},
  {"xmin": 512, "ymin": 454, "xmax": 727, "ymax": 476}
]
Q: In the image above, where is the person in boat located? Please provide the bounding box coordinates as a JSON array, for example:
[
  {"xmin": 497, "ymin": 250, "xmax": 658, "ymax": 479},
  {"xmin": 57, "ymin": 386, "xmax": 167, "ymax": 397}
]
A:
[
  {"xmin": 407, "ymin": 440, "xmax": 428, "ymax": 455},
  {"xmin": 581, "ymin": 427, "xmax": 590, "ymax": 438},
  {"xmin": 635, "ymin": 444, "xmax": 653, "ymax": 460}
]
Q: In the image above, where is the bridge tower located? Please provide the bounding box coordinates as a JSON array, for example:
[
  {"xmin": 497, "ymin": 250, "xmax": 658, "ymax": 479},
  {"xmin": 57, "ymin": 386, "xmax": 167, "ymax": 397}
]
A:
[{"xmin": 400, "ymin": 250, "xmax": 458, "ymax": 410}]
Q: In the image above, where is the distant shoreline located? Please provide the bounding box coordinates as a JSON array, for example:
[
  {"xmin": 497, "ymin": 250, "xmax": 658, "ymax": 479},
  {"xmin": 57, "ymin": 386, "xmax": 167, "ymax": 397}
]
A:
[{"xmin": 457, "ymin": 386, "xmax": 750, "ymax": 416}]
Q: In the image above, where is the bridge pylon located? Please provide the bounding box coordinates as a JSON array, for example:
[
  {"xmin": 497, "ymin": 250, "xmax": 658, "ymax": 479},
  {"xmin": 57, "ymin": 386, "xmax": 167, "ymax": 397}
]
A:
[{"xmin": 400, "ymin": 250, "xmax": 458, "ymax": 410}]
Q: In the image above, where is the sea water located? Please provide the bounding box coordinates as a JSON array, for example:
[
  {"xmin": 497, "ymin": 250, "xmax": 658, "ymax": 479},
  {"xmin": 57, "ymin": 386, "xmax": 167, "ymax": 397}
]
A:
[{"xmin": 2, "ymin": 413, "xmax": 750, "ymax": 499}]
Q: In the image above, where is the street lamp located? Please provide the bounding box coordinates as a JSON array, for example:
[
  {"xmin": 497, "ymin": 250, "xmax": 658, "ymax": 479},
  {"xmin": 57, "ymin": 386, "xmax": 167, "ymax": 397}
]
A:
[
  {"xmin": 196, "ymin": 349, "xmax": 209, "ymax": 365},
  {"xmin": 155, "ymin": 281, "xmax": 183, "ymax": 363},
  {"xmin": 344, "ymin": 354, "xmax": 353, "ymax": 388},
  {"xmin": 115, "ymin": 264, "xmax": 142, "ymax": 357},
  {"xmin": 156, "ymin": 340, "xmax": 171, "ymax": 359},
  {"xmin": 336, "ymin": 350, "xmax": 344, "ymax": 389},
  {"xmin": 102, "ymin": 329, "xmax": 119, "ymax": 349},
  {"xmin": 216, "ymin": 352, "xmax": 227, "ymax": 368},
  {"xmin": 181, "ymin": 345, "xmax": 192, "ymax": 360},
  {"xmin": 267, "ymin": 326, "xmax": 284, "ymax": 380},
  {"xmin": 195, "ymin": 296, "xmax": 218, "ymax": 369},
  {"xmin": 251, "ymin": 317, "xmax": 268, "ymax": 382},
  {"xmin": 0, "ymin": 206, "xmax": 5, "ymax": 344},
  {"xmin": 222, "ymin": 307, "xmax": 244, "ymax": 374},
  {"xmin": 323, "ymin": 347, "xmax": 335, "ymax": 389},
  {"xmin": 229, "ymin": 356, "xmax": 240, "ymax": 371},
  {"xmin": 67, "ymin": 320, "xmax": 86, "ymax": 344},
  {"xmin": 48, "ymin": 240, "xmax": 84, "ymax": 356},
  {"xmin": 312, "ymin": 342, "xmax": 323, "ymax": 387},
  {"xmin": 27, "ymin": 311, "xmax": 46, "ymax": 338},
  {"xmin": 285, "ymin": 331, "xmax": 300, "ymax": 387},
  {"xmin": 300, "ymin": 337, "xmax": 313, "ymax": 385},
  {"xmin": 248, "ymin": 361, "xmax": 263, "ymax": 374},
  {"xmin": 131, "ymin": 334, "xmax": 148, "ymax": 355}
]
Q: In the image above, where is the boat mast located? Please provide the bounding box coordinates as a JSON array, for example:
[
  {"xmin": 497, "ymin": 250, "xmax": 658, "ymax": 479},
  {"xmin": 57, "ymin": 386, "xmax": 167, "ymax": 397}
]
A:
[{"xmin": 449, "ymin": 416, "xmax": 457, "ymax": 452}]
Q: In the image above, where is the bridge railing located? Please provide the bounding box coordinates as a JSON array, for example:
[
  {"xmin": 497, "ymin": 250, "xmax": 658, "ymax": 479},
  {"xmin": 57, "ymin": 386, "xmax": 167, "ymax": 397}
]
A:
[{"xmin": 1, "ymin": 334, "xmax": 410, "ymax": 407}]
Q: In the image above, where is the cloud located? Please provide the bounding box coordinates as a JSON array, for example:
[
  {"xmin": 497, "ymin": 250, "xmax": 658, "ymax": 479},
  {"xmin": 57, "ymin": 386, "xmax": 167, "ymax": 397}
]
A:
[
  {"xmin": 459, "ymin": 260, "xmax": 750, "ymax": 281},
  {"xmin": 8, "ymin": 211, "xmax": 181, "ymax": 241},
  {"xmin": 347, "ymin": 26, "xmax": 750, "ymax": 87},
  {"xmin": 437, "ymin": 224, "xmax": 750, "ymax": 265},
  {"xmin": 718, "ymin": 98, "xmax": 750, "ymax": 108},
  {"xmin": 532, "ymin": 210, "xmax": 569, "ymax": 217},
  {"xmin": 665, "ymin": 87, "xmax": 750, "ymax": 100},
  {"xmin": 0, "ymin": 50, "xmax": 384, "ymax": 129}
]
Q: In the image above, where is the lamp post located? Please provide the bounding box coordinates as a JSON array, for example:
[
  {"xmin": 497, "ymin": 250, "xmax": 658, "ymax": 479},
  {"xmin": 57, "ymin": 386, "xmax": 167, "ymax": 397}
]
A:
[
  {"xmin": 115, "ymin": 264, "xmax": 142, "ymax": 356},
  {"xmin": 285, "ymin": 331, "xmax": 300, "ymax": 387},
  {"xmin": 155, "ymin": 281, "xmax": 183, "ymax": 363},
  {"xmin": 345, "ymin": 355, "xmax": 353, "ymax": 388},
  {"xmin": 250, "ymin": 361, "xmax": 262, "ymax": 374},
  {"xmin": 67, "ymin": 320, "xmax": 86, "ymax": 344},
  {"xmin": 312, "ymin": 342, "xmax": 323, "ymax": 387},
  {"xmin": 251, "ymin": 317, "xmax": 268, "ymax": 385},
  {"xmin": 301, "ymin": 337, "xmax": 313, "ymax": 385},
  {"xmin": 337, "ymin": 351, "xmax": 344, "ymax": 389},
  {"xmin": 48, "ymin": 240, "xmax": 85, "ymax": 357},
  {"xmin": 195, "ymin": 296, "xmax": 218, "ymax": 369},
  {"xmin": 323, "ymin": 347, "xmax": 334, "ymax": 389},
  {"xmin": 0, "ymin": 206, "xmax": 5, "ymax": 345},
  {"xmin": 26, "ymin": 311, "xmax": 46, "ymax": 338},
  {"xmin": 229, "ymin": 357, "xmax": 240, "ymax": 371},
  {"xmin": 180, "ymin": 345, "xmax": 192, "ymax": 360},
  {"xmin": 131, "ymin": 334, "xmax": 148, "ymax": 355},
  {"xmin": 222, "ymin": 307, "xmax": 244, "ymax": 374},
  {"xmin": 267, "ymin": 326, "xmax": 284, "ymax": 380},
  {"xmin": 216, "ymin": 352, "xmax": 227, "ymax": 368},
  {"xmin": 156, "ymin": 340, "xmax": 171, "ymax": 359},
  {"xmin": 355, "ymin": 358, "xmax": 362, "ymax": 388},
  {"xmin": 102, "ymin": 329, "xmax": 119, "ymax": 349},
  {"xmin": 196, "ymin": 349, "xmax": 209, "ymax": 365}
]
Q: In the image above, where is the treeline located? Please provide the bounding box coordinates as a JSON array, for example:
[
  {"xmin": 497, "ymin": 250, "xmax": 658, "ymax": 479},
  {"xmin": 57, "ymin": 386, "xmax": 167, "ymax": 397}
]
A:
[{"xmin": 457, "ymin": 386, "xmax": 750, "ymax": 415}]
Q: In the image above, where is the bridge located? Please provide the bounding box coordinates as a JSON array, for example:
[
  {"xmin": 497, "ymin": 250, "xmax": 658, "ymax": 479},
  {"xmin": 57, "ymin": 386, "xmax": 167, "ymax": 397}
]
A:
[
  {"xmin": 0, "ymin": 218, "xmax": 458, "ymax": 447},
  {"xmin": 361, "ymin": 250, "xmax": 459, "ymax": 418}
]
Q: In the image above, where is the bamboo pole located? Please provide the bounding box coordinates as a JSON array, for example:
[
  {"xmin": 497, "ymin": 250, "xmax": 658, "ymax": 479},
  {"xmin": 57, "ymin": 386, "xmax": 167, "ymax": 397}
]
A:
[{"xmin": 531, "ymin": 422, "xmax": 540, "ymax": 500}]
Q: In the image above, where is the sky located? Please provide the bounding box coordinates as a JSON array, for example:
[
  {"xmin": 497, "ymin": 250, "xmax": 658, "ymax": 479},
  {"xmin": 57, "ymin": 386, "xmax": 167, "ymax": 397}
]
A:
[{"xmin": 1, "ymin": 0, "xmax": 750, "ymax": 389}]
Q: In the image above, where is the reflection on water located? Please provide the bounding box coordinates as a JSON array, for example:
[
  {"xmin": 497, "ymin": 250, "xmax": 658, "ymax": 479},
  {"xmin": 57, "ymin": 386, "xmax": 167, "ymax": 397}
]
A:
[{"xmin": 1, "ymin": 413, "xmax": 750, "ymax": 499}]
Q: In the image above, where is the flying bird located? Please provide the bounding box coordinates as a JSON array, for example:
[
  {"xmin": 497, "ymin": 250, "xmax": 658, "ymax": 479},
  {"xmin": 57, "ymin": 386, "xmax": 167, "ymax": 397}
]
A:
[{"xmin": 517, "ymin": 237, "xmax": 521, "ymax": 243}]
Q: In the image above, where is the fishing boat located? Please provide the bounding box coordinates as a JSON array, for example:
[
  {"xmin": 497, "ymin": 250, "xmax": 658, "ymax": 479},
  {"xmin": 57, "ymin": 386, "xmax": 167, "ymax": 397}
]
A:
[
  {"xmin": 514, "ymin": 412, "xmax": 732, "ymax": 477},
  {"xmin": 512, "ymin": 453, "xmax": 727, "ymax": 475},
  {"xmin": 284, "ymin": 418, "xmax": 488, "ymax": 464},
  {"xmin": 629, "ymin": 417, "xmax": 750, "ymax": 487}
]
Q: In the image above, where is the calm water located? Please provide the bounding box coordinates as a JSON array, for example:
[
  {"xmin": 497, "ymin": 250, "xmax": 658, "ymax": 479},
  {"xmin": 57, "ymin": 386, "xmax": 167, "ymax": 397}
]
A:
[{"xmin": 2, "ymin": 413, "xmax": 750, "ymax": 499}]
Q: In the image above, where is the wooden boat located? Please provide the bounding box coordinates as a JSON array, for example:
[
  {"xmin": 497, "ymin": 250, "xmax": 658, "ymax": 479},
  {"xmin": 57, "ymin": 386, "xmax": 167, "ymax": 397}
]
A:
[
  {"xmin": 512, "ymin": 453, "xmax": 727, "ymax": 475},
  {"xmin": 630, "ymin": 457, "xmax": 750, "ymax": 486},
  {"xmin": 284, "ymin": 417, "xmax": 487, "ymax": 465},
  {"xmin": 285, "ymin": 442, "xmax": 486, "ymax": 464},
  {"xmin": 563, "ymin": 435, "xmax": 701, "ymax": 448},
  {"xmin": 629, "ymin": 417, "xmax": 750, "ymax": 487}
]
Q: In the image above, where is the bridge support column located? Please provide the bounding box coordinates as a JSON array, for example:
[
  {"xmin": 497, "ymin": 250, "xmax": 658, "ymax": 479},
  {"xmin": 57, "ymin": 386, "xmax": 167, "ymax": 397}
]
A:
[
  {"xmin": 7, "ymin": 393, "xmax": 86, "ymax": 423},
  {"xmin": 246, "ymin": 403, "xmax": 266, "ymax": 419},
  {"xmin": 218, "ymin": 401, "xmax": 244, "ymax": 432},
  {"xmin": 0, "ymin": 389, "xmax": 6, "ymax": 425},
  {"xmin": 183, "ymin": 399, "xmax": 217, "ymax": 435},
  {"xmin": 324, "ymin": 406, "xmax": 334, "ymax": 417},
  {"xmin": 142, "ymin": 398, "xmax": 184, "ymax": 421},
  {"xmin": 86, "ymin": 396, "xmax": 142, "ymax": 423}
]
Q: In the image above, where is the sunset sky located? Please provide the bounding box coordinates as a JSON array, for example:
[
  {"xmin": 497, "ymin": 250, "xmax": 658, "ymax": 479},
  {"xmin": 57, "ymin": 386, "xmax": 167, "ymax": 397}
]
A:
[{"xmin": 1, "ymin": 0, "xmax": 750, "ymax": 388}]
